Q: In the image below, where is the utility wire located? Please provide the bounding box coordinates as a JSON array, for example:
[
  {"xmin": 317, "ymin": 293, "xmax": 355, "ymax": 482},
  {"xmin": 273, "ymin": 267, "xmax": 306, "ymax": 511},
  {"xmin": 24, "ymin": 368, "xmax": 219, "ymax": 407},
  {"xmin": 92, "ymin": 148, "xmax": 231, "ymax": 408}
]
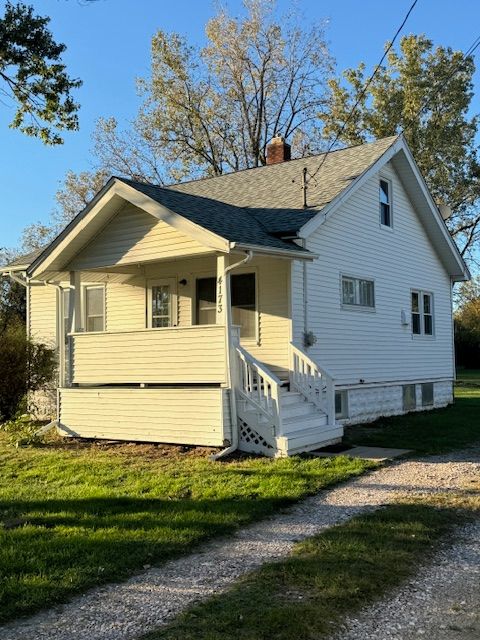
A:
[{"xmin": 307, "ymin": 0, "xmax": 419, "ymax": 184}]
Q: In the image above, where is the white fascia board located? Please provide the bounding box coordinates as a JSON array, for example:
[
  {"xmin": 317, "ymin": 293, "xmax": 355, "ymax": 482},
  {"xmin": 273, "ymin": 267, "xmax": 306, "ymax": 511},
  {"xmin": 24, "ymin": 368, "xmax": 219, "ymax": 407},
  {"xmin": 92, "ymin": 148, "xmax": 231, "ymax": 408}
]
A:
[
  {"xmin": 298, "ymin": 137, "xmax": 403, "ymax": 239},
  {"xmin": 29, "ymin": 178, "xmax": 229, "ymax": 278},
  {"xmin": 230, "ymin": 242, "xmax": 318, "ymax": 261},
  {"xmin": 396, "ymin": 143, "xmax": 470, "ymax": 281}
]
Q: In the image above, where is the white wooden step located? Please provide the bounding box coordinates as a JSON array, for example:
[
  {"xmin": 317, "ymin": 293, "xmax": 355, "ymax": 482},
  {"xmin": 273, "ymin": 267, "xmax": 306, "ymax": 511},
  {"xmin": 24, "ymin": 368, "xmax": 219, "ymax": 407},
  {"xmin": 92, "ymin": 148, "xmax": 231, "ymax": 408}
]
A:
[
  {"xmin": 279, "ymin": 391, "xmax": 303, "ymax": 406},
  {"xmin": 281, "ymin": 400, "xmax": 318, "ymax": 420},
  {"xmin": 276, "ymin": 424, "xmax": 344, "ymax": 456},
  {"xmin": 283, "ymin": 412, "xmax": 328, "ymax": 430}
]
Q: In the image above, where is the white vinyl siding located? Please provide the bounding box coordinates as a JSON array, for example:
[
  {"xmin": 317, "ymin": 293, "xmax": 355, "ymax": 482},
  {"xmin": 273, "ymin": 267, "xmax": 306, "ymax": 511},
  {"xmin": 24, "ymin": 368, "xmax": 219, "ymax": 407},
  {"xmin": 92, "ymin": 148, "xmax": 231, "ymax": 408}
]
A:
[
  {"xmin": 301, "ymin": 161, "xmax": 455, "ymax": 386},
  {"xmin": 70, "ymin": 326, "xmax": 227, "ymax": 385},
  {"xmin": 59, "ymin": 387, "xmax": 230, "ymax": 446},
  {"xmin": 69, "ymin": 203, "xmax": 213, "ymax": 270},
  {"xmin": 29, "ymin": 284, "xmax": 57, "ymax": 347}
]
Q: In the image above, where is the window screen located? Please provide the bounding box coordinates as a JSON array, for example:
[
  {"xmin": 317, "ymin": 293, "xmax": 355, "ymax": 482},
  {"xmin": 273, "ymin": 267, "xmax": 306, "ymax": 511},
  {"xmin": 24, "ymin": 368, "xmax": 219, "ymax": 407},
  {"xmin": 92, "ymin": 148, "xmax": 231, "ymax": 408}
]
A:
[
  {"xmin": 341, "ymin": 276, "xmax": 375, "ymax": 308},
  {"xmin": 151, "ymin": 284, "xmax": 171, "ymax": 328},
  {"xmin": 196, "ymin": 277, "xmax": 217, "ymax": 325},
  {"xmin": 85, "ymin": 287, "xmax": 104, "ymax": 332},
  {"xmin": 231, "ymin": 273, "xmax": 256, "ymax": 339}
]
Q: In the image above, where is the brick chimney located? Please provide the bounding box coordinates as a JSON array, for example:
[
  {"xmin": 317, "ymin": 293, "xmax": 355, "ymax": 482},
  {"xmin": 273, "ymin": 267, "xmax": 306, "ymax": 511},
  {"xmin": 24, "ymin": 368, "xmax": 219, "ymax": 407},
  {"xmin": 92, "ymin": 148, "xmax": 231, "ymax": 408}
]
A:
[{"xmin": 266, "ymin": 135, "xmax": 291, "ymax": 165}]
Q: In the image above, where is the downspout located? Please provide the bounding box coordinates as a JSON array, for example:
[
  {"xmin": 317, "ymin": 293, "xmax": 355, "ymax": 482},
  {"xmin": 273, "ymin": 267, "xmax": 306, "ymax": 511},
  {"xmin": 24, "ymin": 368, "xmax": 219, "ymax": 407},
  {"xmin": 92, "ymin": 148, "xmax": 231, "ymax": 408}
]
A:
[
  {"xmin": 302, "ymin": 239, "xmax": 308, "ymax": 339},
  {"xmin": 210, "ymin": 250, "xmax": 253, "ymax": 461}
]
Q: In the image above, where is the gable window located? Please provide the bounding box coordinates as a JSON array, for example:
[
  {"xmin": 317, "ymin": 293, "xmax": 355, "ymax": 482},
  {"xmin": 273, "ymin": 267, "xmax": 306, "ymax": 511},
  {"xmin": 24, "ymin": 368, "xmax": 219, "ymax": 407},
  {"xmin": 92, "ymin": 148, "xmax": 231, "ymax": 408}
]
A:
[
  {"xmin": 411, "ymin": 290, "xmax": 434, "ymax": 336},
  {"xmin": 148, "ymin": 279, "xmax": 177, "ymax": 328},
  {"xmin": 84, "ymin": 286, "xmax": 105, "ymax": 332},
  {"xmin": 341, "ymin": 275, "xmax": 375, "ymax": 309},
  {"xmin": 231, "ymin": 273, "xmax": 256, "ymax": 339},
  {"xmin": 379, "ymin": 178, "xmax": 392, "ymax": 227}
]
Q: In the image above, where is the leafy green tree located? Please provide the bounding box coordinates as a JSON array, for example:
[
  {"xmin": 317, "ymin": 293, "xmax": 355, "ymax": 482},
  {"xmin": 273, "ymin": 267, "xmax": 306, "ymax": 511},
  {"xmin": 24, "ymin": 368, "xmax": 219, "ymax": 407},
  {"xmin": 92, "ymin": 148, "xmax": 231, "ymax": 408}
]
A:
[
  {"xmin": 0, "ymin": 1, "xmax": 81, "ymax": 144},
  {"xmin": 319, "ymin": 35, "xmax": 480, "ymax": 261}
]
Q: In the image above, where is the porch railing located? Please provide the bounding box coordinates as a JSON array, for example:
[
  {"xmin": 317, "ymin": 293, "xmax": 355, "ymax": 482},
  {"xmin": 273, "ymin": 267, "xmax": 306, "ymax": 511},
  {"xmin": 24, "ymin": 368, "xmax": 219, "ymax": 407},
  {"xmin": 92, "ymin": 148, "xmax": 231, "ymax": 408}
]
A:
[
  {"xmin": 289, "ymin": 343, "xmax": 335, "ymax": 426},
  {"xmin": 68, "ymin": 325, "xmax": 227, "ymax": 385},
  {"xmin": 234, "ymin": 344, "xmax": 283, "ymax": 437}
]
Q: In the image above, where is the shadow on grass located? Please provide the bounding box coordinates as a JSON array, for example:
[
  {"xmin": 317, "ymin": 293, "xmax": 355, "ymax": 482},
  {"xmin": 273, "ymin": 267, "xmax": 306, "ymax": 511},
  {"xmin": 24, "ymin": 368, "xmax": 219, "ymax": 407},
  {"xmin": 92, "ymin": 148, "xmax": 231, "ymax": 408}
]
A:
[{"xmin": 146, "ymin": 503, "xmax": 470, "ymax": 640}]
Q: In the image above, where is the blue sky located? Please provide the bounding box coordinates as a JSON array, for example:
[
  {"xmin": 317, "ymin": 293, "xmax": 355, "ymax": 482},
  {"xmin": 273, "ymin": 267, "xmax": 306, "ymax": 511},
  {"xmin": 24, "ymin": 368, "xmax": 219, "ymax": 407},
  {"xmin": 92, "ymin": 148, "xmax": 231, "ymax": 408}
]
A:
[{"xmin": 1, "ymin": 0, "xmax": 479, "ymax": 248}]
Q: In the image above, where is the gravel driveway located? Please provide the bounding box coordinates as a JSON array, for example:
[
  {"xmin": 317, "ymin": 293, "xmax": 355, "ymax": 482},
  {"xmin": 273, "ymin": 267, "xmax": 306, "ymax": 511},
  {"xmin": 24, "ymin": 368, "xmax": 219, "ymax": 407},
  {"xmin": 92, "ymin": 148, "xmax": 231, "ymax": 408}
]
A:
[
  {"xmin": 2, "ymin": 447, "xmax": 479, "ymax": 640},
  {"xmin": 333, "ymin": 518, "xmax": 480, "ymax": 640}
]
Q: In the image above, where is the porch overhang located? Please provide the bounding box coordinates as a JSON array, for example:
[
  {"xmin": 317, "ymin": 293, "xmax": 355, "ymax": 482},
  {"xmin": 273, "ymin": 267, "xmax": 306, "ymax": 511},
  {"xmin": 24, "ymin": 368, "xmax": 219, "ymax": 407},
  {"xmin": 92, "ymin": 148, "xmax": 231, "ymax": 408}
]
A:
[{"xmin": 27, "ymin": 178, "xmax": 231, "ymax": 280}]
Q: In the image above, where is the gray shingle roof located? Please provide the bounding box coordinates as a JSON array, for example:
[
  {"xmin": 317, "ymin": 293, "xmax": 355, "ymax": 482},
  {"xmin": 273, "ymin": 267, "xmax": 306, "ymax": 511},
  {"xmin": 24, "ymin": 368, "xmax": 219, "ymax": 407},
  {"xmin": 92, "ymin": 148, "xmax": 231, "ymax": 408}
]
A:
[
  {"xmin": 117, "ymin": 178, "xmax": 310, "ymax": 254},
  {"xmin": 169, "ymin": 136, "xmax": 398, "ymax": 233},
  {"xmin": 3, "ymin": 247, "xmax": 44, "ymax": 270},
  {"xmin": 11, "ymin": 136, "xmax": 399, "ymax": 271}
]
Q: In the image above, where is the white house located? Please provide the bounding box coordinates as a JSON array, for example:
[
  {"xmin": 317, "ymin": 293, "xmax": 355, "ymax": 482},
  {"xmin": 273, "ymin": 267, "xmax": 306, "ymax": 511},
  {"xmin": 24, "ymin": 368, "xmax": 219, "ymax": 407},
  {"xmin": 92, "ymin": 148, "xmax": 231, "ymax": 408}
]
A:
[{"xmin": 4, "ymin": 135, "xmax": 469, "ymax": 457}]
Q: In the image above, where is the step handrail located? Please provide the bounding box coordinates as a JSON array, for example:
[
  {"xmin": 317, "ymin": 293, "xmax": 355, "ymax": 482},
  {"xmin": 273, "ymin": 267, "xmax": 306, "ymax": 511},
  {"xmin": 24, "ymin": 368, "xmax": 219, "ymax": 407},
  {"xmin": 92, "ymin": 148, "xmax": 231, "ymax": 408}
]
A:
[
  {"xmin": 289, "ymin": 342, "xmax": 336, "ymax": 425},
  {"xmin": 234, "ymin": 345, "xmax": 283, "ymax": 435}
]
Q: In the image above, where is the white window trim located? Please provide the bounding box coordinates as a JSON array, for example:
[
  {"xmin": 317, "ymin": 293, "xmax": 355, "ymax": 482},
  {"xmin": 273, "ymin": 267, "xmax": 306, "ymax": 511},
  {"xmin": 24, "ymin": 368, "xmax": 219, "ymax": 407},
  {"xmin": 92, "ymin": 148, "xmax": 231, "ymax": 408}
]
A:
[
  {"xmin": 146, "ymin": 278, "xmax": 178, "ymax": 329},
  {"xmin": 379, "ymin": 176, "xmax": 393, "ymax": 230},
  {"xmin": 340, "ymin": 273, "xmax": 376, "ymax": 312},
  {"xmin": 81, "ymin": 284, "xmax": 106, "ymax": 333},
  {"xmin": 411, "ymin": 289, "xmax": 435, "ymax": 339}
]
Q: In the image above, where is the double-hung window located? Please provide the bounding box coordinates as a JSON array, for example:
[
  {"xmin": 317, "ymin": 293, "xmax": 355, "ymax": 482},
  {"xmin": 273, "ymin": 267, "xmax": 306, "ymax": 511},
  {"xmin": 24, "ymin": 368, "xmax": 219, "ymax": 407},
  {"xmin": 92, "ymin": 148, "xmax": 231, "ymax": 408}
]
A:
[
  {"xmin": 148, "ymin": 279, "xmax": 177, "ymax": 328},
  {"xmin": 411, "ymin": 290, "xmax": 434, "ymax": 336},
  {"xmin": 341, "ymin": 275, "xmax": 375, "ymax": 309},
  {"xmin": 84, "ymin": 286, "xmax": 105, "ymax": 332},
  {"xmin": 379, "ymin": 178, "xmax": 392, "ymax": 227}
]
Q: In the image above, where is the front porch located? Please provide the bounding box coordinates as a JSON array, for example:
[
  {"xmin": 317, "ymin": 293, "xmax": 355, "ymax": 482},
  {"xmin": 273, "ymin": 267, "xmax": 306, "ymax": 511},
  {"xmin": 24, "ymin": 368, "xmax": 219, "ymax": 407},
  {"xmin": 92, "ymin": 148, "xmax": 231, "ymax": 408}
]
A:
[{"xmin": 51, "ymin": 251, "xmax": 341, "ymax": 456}]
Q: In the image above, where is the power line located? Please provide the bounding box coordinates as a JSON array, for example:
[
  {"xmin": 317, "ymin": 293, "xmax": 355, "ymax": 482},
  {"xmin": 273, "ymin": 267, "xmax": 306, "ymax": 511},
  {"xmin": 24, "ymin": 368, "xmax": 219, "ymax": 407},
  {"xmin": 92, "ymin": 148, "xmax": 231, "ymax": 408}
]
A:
[{"xmin": 307, "ymin": 0, "xmax": 419, "ymax": 185}]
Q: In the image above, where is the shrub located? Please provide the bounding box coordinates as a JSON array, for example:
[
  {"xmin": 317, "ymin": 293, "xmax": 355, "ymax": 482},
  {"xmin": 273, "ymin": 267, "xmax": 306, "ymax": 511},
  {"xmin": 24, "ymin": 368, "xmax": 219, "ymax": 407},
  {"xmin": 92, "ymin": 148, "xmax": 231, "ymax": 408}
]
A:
[
  {"xmin": 1, "ymin": 412, "xmax": 43, "ymax": 447},
  {"xmin": 0, "ymin": 320, "xmax": 56, "ymax": 422}
]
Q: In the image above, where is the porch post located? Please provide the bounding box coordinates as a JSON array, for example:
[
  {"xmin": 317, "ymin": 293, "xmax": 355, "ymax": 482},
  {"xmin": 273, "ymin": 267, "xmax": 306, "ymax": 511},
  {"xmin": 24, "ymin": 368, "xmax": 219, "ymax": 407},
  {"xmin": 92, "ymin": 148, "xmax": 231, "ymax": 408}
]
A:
[
  {"xmin": 216, "ymin": 254, "xmax": 228, "ymax": 327},
  {"xmin": 67, "ymin": 271, "xmax": 82, "ymax": 387},
  {"xmin": 70, "ymin": 271, "xmax": 82, "ymax": 332}
]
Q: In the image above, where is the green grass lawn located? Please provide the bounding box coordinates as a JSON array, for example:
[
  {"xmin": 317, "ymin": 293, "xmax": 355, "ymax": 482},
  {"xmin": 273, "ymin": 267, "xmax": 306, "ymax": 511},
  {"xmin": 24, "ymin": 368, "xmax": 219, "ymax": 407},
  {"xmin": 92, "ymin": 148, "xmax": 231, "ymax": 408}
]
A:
[
  {"xmin": 345, "ymin": 378, "xmax": 480, "ymax": 455},
  {"xmin": 456, "ymin": 368, "xmax": 480, "ymax": 384},
  {"xmin": 0, "ymin": 438, "xmax": 372, "ymax": 623}
]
